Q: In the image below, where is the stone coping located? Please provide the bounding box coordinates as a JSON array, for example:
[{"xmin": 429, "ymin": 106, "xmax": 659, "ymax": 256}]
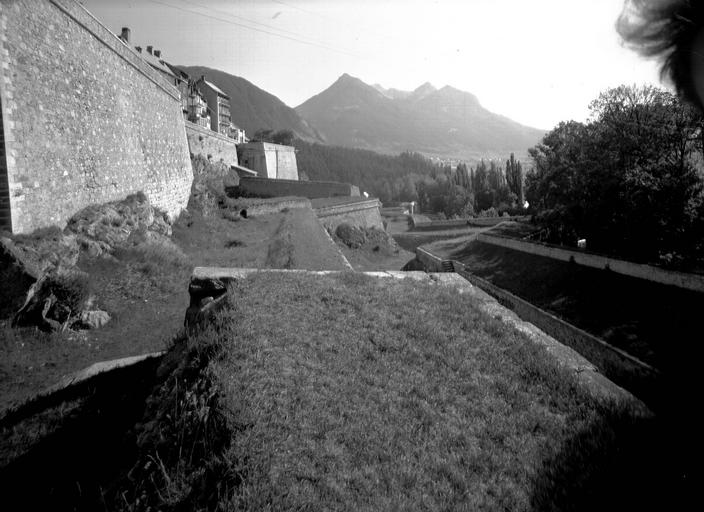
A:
[{"xmin": 0, "ymin": 351, "xmax": 164, "ymax": 428}]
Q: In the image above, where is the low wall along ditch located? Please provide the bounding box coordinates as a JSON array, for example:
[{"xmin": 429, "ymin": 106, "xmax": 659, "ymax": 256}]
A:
[
  {"xmin": 477, "ymin": 233, "xmax": 704, "ymax": 293},
  {"xmin": 415, "ymin": 246, "xmax": 660, "ymax": 404}
]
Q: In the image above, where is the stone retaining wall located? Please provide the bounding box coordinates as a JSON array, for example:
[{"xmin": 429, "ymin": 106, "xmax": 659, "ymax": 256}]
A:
[
  {"xmin": 239, "ymin": 176, "xmax": 360, "ymax": 199},
  {"xmin": 185, "ymin": 121, "xmax": 239, "ymax": 168},
  {"xmin": 314, "ymin": 198, "xmax": 384, "ymax": 231},
  {"xmin": 415, "ymin": 246, "xmax": 660, "ymax": 403}
]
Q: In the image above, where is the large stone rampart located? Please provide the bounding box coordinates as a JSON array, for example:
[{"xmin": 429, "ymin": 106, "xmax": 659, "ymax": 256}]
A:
[
  {"xmin": 238, "ymin": 176, "xmax": 360, "ymax": 199},
  {"xmin": 313, "ymin": 198, "xmax": 384, "ymax": 231},
  {"xmin": 0, "ymin": 0, "xmax": 192, "ymax": 233},
  {"xmin": 185, "ymin": 121, "xmax": 239, "ymax": 168}
]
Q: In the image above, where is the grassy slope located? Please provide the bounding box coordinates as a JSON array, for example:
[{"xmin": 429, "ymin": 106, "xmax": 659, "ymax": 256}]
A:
[
  {"xmin": 381, "ymin": 210, "xmax": 486, "ymax": 254},
  {"xmin": 0, "ymin": 207, "xmax": 349, "ymax": 409},
  {"xmin": 172, "ymin": 272, "xmax": 659, "ymax": 511},
  {"xmin": 0, "ymin": 244, "xmax": 192, "ymax": 410}
]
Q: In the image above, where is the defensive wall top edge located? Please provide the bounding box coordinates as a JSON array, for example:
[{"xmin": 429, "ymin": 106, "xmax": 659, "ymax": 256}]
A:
[{"xmin": 45, "ymin": 0, "xmax": 180, "ymax": 100}]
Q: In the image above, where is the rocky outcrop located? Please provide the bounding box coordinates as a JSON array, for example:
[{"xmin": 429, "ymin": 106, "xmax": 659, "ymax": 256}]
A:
[
  {"xmin": 66, "ymin": 192, "xmax": 172, "ymax": 257},
  {"xmin": 0, "ymin": 237, "xmax": 40, "ymax": 318},
  {"xmin": 3, "ymin": 192, "xmax": 173, "ymax": 329},
  {"xmin": 189, "ymin": 154, "xmax": 240, "ymax": 216},
  {"xmin": 13, "ymin": 269, "xmax": 94, "ymax": 331}
]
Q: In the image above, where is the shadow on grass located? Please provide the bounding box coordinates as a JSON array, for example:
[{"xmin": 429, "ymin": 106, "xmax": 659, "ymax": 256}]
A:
[{"xmin": 531, "ymin": 398, "xmax": 695, "ymax": 511}]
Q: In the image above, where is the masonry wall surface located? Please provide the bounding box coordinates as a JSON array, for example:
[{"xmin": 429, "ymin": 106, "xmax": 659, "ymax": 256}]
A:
[
  {"xmin": 239, "ymin": 176, "xmax": 360, "ymax": 199},
  {"xmin": 0, "ymin": 0, "xmax": 192, "ymax": 233},
  {"xmin": 477, "ymin": 233, "xmax": 704, "ymax": 293},
  {"xmin": 240, "ymin": 142, "xmax": 298, "ymax": 180},
  {"xmin": 185, "ymin": 121, "xmax": 239, "ymax": 167},
  {"xmin": 0, "ymin": 95, "xmax": 10, "ymax": 231},
  {"xmin": 314, "ymin": 199, "xmax": 384, "ymax": 231}
]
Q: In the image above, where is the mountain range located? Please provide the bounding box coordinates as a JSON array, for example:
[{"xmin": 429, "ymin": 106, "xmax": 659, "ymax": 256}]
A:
[
  {"xmin": 179, "ymin": 67, "xmax": 545, "ymax": 161},
  {"xmin": 296, "ymin": 74, "xmax": 545, "ymax": 161}
]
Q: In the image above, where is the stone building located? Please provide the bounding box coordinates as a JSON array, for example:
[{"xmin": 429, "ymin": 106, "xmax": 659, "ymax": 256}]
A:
[
  {"xmin": 229, "ymin": 123, "xmax": 247, "ymax": 144},
  {"xmin": 196, "ymin": 77, "xmax": 231, "ymax": 135},
  {"xmin": 239, "ymin": 142, "xmax": 298, "ymax": 180}
]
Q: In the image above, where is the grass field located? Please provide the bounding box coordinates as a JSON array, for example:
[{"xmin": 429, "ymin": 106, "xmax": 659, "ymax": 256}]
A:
[{"xmin": 108, "ymin": 271, "xmax": 676, "ymax": 511}]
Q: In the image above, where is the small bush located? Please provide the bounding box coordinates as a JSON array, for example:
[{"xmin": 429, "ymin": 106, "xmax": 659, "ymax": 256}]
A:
[
  {"xmin": 45, "ymin": 272, "xmax": 92, "ymax": 314},
  {"xmin": 11, "ymin": 225, "xmax": 64, "ymax": 244},
  {"xmin": 225, "ymin": 239, "xmax": 245, "ymax": 248},
  {"xmin": 335, "ymin": 223, "xmax": 366, "ymax": 249},
  {"xmin": 221, "ymin": 210, "xmax": 242, "ymax": 222},
  {"xmin": 478, "ymin": 207, "xmax": 499, "ymax": 218}
]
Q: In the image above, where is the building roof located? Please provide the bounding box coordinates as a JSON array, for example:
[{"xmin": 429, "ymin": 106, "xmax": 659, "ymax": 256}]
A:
[
  {"xmin": 232, "ymin": 164, "xmax": 258, "ymax": 177},
  {"xmin": 163, "ymin": 61, "xmax": 189, "ymax": 81},
  {"xmin": 242, "ymin": 141, "xmax": 295, "ymax": 151},
  {"xmin": 131, "ymin": 46, "xmax": 177, "ymax": 80},
  {"xmin": 202, "ymin": 79, "xmax": 228, "ymax": 98}
]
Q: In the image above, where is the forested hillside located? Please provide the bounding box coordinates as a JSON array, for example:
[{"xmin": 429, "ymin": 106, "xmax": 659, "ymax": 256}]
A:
[
  {"xmin": 293, "ymin": 140, "xmax": 438, "ymax": 202},
  {"xmin": 293, "ymin": 139, "xmax": 525, "ymax": 217}
]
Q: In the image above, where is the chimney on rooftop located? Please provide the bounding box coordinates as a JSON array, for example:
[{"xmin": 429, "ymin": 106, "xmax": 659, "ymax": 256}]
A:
[
  {"xmin": 120, "ymin": 27, "xmax": 130, "ymax": 43},
  {"xmin": 146, "ymin": 45, "xmax": 153, "ymax": 55},
  {"xmin": 154, "ymin": 50, "xmax": 161, "ymax": 58},
  {"xmin": 135, "ymin": 46, "xmax": 142, "ymax": 53}
]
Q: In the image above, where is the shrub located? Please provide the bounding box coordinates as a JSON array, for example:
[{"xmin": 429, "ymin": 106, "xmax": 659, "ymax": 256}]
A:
[
  {"xmin": 335, "ymin": 223, "xmax": 366, "ymax": 249},
  {"xmin": 45, "ymin": 272, "xmax": 92, "ymax": 314},
  {"xmin": 478, "ymin": 207, "xmax": 499, "ymax": 218},
  {"xmin": 225, "ymin": 239, "xmax": 245, "ymax": 248},
  {"xmin": 10, "ymin": 225, "xmax": 64, "ymax": 244}
]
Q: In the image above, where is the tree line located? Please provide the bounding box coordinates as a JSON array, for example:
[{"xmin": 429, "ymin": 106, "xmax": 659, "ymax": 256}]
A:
[
  {"xmin": 525, "ymin": 84, "xmax": 704, "ymax": 269},
  {"xmin": 293, "ymin": 140, "xmax": 526, "ymax": 218}
]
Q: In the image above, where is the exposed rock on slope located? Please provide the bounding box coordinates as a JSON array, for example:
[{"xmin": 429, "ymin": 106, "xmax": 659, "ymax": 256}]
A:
[{"xmin": 3, "ymin": 193, "xmax": 180, "ymax": 330}]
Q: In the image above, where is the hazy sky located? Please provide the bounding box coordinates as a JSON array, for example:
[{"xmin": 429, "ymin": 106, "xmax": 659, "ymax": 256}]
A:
[{"xmin": 83, "ymin": 0, "xmax": 663, "ymax": 130}]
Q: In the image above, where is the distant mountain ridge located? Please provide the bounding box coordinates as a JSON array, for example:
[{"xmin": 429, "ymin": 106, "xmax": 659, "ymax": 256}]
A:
[
  {"xmin": 178, "ymin": 65, "xmax": 323, "ymax": 143},
  {"xmin": 297, "ymin": 73, "xmax": 545, "ymax": 161}
]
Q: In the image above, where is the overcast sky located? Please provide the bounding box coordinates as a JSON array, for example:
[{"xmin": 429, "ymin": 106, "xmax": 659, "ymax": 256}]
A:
[{"xmin": 83, "ymin": 0, "xmax": 663, "ymax": 130}]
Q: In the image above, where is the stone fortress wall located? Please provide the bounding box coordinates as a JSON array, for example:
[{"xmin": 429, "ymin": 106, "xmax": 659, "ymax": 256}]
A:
[
  {"xmin": 0, "ymin": 0, "xmax": 192, "ymax": 233},
  {"xmin": 238, "ymin": 176, "xmax": 360, "ymax": 199},
  {"xmin": 185, "ymin": 121, "xmax": 239, "ymax": 168}
]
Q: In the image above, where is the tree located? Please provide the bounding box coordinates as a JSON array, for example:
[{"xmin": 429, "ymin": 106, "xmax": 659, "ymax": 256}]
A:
[
  {"xmin": 271, "ymin": 129, "xmax": 295, "ymax": 146},
  {"xmin": 505, "ymin": 153, "xmax": 524, "ymax": 206},
  {"xmin": 526, "ymin": 84, "xmax": 704, "ymax": 265}
]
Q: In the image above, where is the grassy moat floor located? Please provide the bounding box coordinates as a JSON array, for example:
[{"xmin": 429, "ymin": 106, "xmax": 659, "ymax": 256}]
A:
[{"xmin": 107, "ymin": 271, "xmax": 675, "ymax": 511}]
